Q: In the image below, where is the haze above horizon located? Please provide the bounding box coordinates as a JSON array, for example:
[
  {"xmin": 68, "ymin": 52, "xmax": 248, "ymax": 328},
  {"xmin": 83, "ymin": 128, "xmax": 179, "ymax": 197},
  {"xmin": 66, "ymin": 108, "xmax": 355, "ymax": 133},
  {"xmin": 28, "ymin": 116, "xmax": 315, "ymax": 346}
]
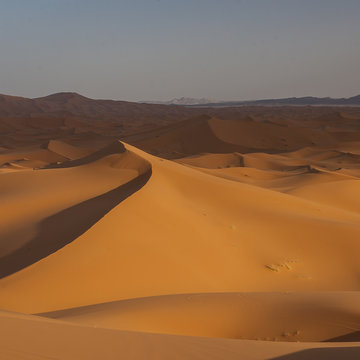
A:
[{"xmin": 1, "ymin": 0, "xmax": 359, "ymax": 102}]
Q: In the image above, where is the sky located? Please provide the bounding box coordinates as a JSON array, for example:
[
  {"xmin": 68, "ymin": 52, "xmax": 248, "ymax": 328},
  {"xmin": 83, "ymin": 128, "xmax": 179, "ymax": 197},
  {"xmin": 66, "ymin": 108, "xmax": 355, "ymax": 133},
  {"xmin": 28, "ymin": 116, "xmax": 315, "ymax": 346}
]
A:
[{"xmin": 0, "ymin": 0, "xmax": 359, "ymax": 101}]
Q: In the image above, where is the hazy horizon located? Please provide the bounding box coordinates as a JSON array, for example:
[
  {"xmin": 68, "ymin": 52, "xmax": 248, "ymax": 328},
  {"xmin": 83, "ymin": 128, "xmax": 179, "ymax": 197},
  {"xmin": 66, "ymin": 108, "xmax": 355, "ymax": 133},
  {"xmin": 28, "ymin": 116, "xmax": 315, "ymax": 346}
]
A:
[{"xmin": 1, "ymin": 0, "xmax": 360, "ymax": 101}]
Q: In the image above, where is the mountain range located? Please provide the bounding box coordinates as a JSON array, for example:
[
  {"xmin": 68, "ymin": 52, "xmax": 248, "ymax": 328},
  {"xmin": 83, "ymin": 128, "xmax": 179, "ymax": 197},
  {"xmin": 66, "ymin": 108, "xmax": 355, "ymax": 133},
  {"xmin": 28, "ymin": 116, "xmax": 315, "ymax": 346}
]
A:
[
  {"xmin": 148, "ymin": 95, "xmax": 360, "ymax": 107},
  {"xmin": 144, "ymin": 97, "xmax": 220, "ymax": 106}
]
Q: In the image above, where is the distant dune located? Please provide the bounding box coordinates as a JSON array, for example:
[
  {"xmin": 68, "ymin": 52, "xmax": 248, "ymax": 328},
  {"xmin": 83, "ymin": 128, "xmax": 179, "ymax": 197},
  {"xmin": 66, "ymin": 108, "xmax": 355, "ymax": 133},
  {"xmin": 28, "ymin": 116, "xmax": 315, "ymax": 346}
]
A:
[{"xmin": 0, "ymin": 95, "xmax": 359, "ymax": 359}]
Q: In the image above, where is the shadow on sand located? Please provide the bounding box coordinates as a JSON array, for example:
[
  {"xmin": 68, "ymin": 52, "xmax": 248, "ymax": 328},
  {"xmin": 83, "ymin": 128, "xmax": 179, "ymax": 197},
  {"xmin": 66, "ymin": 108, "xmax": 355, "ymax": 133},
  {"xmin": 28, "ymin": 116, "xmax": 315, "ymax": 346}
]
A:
[
  {"xmin": 269, "ymin": 346, "xmax": 360, "ymax": 360},
  {"xmin": 0, "ymin": 167, "xmax": 152, "ymax": 279},
  {"xmin": 325, "ymin": 331, "xmax": 360, "ymax": 342}
]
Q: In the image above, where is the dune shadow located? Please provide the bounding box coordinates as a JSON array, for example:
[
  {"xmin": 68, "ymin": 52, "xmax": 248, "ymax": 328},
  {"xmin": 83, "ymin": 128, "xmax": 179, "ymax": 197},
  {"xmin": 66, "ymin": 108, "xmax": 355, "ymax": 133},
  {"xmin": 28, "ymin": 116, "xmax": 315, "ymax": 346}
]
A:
[
  {"xmin": 0, "ymin": 167, "xmax": 152, "ymax": 279},
  {"xmin": 325, "ymin": 331, "xmax": 360, "ymax": 342},
  {"xmin": 45, "ymin": 140, "xmax": 127, "ymax": 168},
  {"xmin": 269, "ymin": 347, "xmax": 360, "ymax": 360}
]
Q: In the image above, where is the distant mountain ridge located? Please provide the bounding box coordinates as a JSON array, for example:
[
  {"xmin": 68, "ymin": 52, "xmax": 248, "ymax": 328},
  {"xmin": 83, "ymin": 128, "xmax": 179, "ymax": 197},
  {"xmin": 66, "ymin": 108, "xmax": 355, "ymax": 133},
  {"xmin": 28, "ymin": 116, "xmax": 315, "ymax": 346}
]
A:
[
  {"xmin": 186, "ymin": 95, "xmax": 360, "ymax": 107},
  {"xmin": 1, "ymin": 91, "xmax": 360, "ymax": 150},
  {"xmin": 1, "ymin": 93, "xmax": 359, "ymax": 118},
  {"xmin": 144, "ymin": 97, "xmax": 221, "ymax": 106},
  {"xmin": 0, "ymin": 92, "xmax": 359, "ymax": 124},
  {"xmin": 145, "ymin": 95, "xmax": 360, "ymax": 107},
  {"xmin": 0, "ymin": 92, "xmax": 197, "ymax": 121}
]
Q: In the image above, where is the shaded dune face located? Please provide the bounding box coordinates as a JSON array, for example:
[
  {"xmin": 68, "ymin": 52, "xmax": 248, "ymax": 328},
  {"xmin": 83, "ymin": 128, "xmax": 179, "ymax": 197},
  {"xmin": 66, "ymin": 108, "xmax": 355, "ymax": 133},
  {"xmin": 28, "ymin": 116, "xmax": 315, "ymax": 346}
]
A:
[
  {"xmin": 123, "ymin": 115, "xmax": 250, "ymax": 158},
  {"xmin": 0, "ymin": 141, "xmax": 151, "ymax": 278},
  {"xmin": 0, "ymin": 105, "xmax": 360, "ymax": 359},
  {"xmin": 123, "ymin": 114, "xmax": 343, "ymax": 159},
  {"xmin": 0, "ymin": 169, "xmax": 151, "ymax": 278}
]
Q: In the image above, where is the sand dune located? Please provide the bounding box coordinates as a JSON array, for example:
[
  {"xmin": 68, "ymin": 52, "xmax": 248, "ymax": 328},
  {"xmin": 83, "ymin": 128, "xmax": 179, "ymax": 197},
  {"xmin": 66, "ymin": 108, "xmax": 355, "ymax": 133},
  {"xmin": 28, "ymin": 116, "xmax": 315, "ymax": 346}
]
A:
[
  {"xmin": 1, "ymin": 310, "xmax": 359, "ymax": 360},
  {"xmin": 289, "ymin": 180, "xmax": 360, "ymax": 213},
  {"xmin": 124, "ymin": 115, "xmax": 342, "ymax": 159},
  {"xmin": 40, "ymin": 292, "xmax": 360, "ymax": 342},
  {"xmin": 0, "ymin": 103, "xmax": 359, "ymax": 359},
  {"xmin": 0, "ymin": 143, "xmax": 360, "ymax": 314},
  {"xmin": 208, "ymin": 117, "xmax": 335, "ymax": 150},
  {"xmin": 47, "ymin": 139, "xmax": 92, "ymax": 160},
  {"xmin": 0, "ymin": 142, "xmax": 150, "ymax": 278}
]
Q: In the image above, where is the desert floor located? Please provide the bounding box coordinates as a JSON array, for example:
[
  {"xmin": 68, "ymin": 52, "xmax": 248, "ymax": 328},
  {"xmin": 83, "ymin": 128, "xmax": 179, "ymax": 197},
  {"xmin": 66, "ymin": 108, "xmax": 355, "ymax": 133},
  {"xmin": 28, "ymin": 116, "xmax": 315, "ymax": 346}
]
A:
[{"xmin": 0, "ymin": 101, "xmax": 359, "ymax": 359}]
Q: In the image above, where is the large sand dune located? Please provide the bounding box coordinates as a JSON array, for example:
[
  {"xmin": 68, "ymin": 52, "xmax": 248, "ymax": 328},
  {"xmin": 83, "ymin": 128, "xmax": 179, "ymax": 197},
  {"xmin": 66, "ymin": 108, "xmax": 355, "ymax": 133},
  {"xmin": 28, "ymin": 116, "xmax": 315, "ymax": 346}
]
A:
[
  {"xmin": 0, "ymin": 102, "xmax": 359, "ymax": 359},
  {"xmin": 1, "ymin": 310, "xmax": 359, "ymax": 360},
  {"xmin": 39, "ymin": 292, "xmax": 360, "ymax": 342}
]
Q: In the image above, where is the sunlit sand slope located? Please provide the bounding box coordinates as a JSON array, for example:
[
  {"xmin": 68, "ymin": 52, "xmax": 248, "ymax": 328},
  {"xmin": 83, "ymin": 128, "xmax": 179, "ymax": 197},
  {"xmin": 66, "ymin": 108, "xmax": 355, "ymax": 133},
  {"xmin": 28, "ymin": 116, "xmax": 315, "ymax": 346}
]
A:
[
  {"xmin": 1, "ymin": 101, "xmax": 360, "ymax": 359},
  {"xmin": 0, "ymin": 143, "xmax": 359, "ymax": 314},
  {"xmin": 0, "ymin": 310, "xmax": 359, "ymax": 360},
  {"xmin": 40, "ymin": 292, "xmax": 360, "ymax": 342}
]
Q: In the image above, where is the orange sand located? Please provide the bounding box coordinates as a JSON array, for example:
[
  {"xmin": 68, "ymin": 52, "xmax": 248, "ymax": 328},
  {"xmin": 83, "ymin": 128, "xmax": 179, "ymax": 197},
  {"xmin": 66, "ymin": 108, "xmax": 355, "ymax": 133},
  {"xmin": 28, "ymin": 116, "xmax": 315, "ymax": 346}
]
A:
[{"xmin": 0, "ymin": 100, "xmax": 359, "ymax": 359}]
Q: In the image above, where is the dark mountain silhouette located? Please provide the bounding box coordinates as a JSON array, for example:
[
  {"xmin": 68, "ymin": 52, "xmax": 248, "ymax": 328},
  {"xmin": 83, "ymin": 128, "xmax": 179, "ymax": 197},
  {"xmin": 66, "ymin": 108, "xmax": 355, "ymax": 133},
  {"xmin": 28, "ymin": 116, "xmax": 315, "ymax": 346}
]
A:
[{"xmin": 0, "ymin": 92, "xmax": 197, "ymax": 121}]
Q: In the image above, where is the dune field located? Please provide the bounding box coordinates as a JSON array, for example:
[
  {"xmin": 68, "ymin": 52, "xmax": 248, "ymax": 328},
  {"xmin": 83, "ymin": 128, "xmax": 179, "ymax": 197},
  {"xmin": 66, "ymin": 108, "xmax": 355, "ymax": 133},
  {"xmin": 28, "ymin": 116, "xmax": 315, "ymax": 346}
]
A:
[{"xmin": 0, "ymin": 94, "xmax": 359, "ymax": 359}]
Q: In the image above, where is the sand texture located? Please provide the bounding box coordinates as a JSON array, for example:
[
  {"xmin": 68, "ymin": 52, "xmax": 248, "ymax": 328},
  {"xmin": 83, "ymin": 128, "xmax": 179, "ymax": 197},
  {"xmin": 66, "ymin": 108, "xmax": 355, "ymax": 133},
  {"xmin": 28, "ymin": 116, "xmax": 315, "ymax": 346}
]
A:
[{"xmin": 0, "ymin": 97, "xmax": 359, "ymax": 359}]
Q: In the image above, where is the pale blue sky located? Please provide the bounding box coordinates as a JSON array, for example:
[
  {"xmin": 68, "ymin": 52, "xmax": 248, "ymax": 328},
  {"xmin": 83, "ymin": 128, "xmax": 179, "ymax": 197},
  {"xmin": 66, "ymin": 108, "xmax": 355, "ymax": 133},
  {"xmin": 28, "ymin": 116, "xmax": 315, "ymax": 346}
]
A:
[{"xmin": 0, "ymin": 0, "xmax": 359, "ymax": 101}]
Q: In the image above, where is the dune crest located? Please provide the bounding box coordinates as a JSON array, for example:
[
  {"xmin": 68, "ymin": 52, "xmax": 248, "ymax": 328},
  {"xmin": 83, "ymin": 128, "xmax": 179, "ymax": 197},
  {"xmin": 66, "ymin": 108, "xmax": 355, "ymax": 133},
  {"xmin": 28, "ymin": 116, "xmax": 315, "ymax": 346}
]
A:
[{"xmin": 0, "ymin": 141, "xmax": 151, "ymax": 278}]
